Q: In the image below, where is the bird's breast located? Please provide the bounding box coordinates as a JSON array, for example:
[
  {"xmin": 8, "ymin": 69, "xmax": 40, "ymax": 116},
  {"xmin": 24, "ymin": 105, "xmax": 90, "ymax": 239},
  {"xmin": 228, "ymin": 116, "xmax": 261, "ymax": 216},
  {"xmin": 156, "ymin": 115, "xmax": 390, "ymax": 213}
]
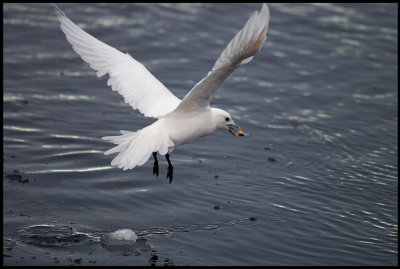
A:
[{"xmin": 162, "ymin": 112, "xmax": 216, "ymax": 147}]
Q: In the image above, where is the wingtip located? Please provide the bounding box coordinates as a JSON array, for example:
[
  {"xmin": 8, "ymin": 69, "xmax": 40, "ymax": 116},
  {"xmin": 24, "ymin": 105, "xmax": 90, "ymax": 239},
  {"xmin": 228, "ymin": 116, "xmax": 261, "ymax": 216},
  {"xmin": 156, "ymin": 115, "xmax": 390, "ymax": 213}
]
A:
[
  {"xmin": 259, "ymin": 3, "xmax": 270, "ymax": 32},
  {"xmin": 261, "ymin": 3, "xmax": 270, "ymax": 19},
  {"xmin": 52, "ymin": 3, "xmax": 65, "ymax": 17}
]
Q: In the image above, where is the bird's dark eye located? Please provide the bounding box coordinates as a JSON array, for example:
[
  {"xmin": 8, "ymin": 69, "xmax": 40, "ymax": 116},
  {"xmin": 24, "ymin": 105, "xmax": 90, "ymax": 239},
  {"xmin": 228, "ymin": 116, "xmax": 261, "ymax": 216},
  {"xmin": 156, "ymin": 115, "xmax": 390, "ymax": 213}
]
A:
[{"xmin": 225, "ymin": 117, "xmax": 229, "ymax": 121}]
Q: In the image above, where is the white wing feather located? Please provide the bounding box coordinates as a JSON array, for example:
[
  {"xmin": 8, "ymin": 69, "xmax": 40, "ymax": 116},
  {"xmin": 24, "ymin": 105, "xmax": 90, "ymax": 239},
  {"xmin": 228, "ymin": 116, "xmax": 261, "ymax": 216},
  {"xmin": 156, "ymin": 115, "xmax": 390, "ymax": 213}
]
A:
[
  {"xmin": 172, "ymin": 3, "xmax": 270, "ymax": 113},
  {"xmin": 55, "ymin": 5, "xmax": 181, "ymax": 118}
]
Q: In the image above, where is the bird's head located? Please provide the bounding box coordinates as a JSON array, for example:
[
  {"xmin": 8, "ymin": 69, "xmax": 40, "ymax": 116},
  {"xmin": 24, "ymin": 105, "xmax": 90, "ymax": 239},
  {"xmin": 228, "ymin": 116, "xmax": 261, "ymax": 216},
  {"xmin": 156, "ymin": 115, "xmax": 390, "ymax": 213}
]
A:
[{"xmin": 212, "ymin": 108, "xmax": 247, "ymax": 137}]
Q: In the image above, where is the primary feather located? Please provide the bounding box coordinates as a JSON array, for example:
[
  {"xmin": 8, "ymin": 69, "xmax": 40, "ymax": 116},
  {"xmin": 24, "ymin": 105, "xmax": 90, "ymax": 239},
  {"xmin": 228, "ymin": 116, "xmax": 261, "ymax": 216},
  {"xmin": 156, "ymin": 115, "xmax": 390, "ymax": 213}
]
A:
[
  {"xmin": 54, "ymin": 4, "xmax": 180, "ymax": 118},
  {"xmin": 172, "ymin": 3, "xmax": 270, "ymax": 113}
]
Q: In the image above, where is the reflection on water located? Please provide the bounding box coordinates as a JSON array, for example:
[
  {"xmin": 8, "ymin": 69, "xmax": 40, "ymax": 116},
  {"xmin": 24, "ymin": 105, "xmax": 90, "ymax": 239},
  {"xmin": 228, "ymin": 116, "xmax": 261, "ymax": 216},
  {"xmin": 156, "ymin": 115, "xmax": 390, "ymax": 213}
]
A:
[{"xmin": 3, "ymin": 3, "xmax": 398, "ymax": 266}]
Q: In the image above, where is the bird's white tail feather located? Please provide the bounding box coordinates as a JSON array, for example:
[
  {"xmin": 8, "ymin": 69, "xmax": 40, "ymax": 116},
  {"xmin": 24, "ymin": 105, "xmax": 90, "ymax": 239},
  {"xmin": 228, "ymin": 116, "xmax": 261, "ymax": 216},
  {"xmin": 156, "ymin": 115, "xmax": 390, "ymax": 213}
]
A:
[{"xmin": 102, "ymin": 123, "xmax": 174, "ymax": 170}]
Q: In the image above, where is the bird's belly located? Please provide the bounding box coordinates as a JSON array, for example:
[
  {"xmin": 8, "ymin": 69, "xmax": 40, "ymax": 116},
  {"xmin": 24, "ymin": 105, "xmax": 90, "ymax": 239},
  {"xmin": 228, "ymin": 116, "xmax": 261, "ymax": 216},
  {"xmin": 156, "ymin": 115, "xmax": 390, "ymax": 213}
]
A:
[{"xmin": 165, "ymin": 117, "xmax": 214, "ymax": 147}]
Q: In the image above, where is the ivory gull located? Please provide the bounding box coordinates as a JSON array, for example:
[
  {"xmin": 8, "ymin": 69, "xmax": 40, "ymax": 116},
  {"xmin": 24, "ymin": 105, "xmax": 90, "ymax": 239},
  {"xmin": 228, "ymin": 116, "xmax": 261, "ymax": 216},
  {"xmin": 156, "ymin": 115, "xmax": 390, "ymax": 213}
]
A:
[{"xmin": 54, "ymin": 3, "xmax": 270, "ymax": 183}]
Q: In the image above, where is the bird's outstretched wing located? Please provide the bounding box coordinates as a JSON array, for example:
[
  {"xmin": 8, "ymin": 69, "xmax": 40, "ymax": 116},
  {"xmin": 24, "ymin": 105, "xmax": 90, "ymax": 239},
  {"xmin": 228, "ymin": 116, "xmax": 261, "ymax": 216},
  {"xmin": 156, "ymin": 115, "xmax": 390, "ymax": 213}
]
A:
[
  {"xmin": 54, "ymin": 4, "xmax": 181, "ymax": 118},
  {"xmin": 171, "ymin": 3, "xmax": 270, "ymax": 114}
]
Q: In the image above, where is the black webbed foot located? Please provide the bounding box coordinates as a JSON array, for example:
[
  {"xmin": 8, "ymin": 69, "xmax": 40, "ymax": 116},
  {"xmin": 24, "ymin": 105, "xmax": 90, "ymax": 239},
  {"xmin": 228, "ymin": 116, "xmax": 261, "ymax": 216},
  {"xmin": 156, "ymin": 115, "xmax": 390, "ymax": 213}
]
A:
[
  {"xmin": 165, "ymin": 153, "xmax": 173, "ymax": 184},
  {"xmin": 166, "ymin": 165, "xmax": 173, "ymax": 183},
  {"xmin": 153, "ymin": 162, "xmax": 159, "ymax": 177},
  {"xmin": 152, "ymin": 152, "xmax": 159, "ymax": 177}
]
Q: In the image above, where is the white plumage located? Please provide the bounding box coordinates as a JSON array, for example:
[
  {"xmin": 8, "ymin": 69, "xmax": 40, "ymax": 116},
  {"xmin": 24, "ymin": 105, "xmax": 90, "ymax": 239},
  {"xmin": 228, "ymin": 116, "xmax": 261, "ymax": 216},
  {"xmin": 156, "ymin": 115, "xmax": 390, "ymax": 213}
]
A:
[
  {"xmin": 56, "ymin": 6, "xmax": 180, "ymax": 118},
  {"xmin": 55, "ymin": 4, "xmax": 270, "ymax": 180}
]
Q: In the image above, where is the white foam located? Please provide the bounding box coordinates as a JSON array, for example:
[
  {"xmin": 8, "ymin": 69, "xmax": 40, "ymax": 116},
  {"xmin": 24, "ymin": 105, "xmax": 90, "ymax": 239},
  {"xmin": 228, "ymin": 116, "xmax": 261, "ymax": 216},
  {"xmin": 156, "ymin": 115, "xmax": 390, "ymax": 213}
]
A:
[
  {"xmin": 109, "ymin": 229, "xmax": 137, "ymax": 241},
  {"xmin": 101, "ymin": 228, "xmax": 137, "ymax": 246}
]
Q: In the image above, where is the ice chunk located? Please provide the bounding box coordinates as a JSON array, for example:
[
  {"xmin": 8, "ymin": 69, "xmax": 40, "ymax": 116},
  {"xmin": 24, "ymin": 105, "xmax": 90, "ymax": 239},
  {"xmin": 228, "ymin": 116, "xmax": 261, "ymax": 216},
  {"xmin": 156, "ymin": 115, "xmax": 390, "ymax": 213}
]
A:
[
  {"xmin": 101, "ymin": 229, "xmax": 137, "ymax": 246},
  {"xmin": 109, "ymin": 229, "xmax": 137, "ymax": 241}
]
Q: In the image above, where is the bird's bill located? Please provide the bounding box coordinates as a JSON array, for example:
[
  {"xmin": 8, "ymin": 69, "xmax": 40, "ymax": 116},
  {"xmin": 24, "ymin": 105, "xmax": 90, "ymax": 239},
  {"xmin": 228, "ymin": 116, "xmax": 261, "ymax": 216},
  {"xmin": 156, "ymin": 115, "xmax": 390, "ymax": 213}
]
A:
[{"xmin": 227, "ymin": 124, "xmax": 247, "ymax": 137}]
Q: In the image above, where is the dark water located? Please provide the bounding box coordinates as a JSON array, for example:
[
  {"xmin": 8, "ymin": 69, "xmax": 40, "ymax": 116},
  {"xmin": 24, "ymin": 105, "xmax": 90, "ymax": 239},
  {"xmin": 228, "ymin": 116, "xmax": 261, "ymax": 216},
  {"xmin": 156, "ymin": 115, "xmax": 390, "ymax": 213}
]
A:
[{"xmin": 3, "ymin": 3, "xmax": 398, "ymax": 266}]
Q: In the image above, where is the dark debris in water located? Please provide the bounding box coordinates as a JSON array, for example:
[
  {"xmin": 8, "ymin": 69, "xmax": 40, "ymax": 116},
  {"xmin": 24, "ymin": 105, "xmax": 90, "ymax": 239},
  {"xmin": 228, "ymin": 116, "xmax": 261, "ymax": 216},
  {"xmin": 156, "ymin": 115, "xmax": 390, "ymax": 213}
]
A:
[
  {"xmin": 6, "ymin": 173, "xmax": 29, "ymax": 184},
  {"xmin": 149, "ymin": 250, "xmax": 158, "ymax": 266},
  {"xmin": 163, "ymin": 258, "xmax": 174, "ymax": 266},
  {"xmin": 6, "ymin": 174, "xmax": 21, "ymax": 180},
  {"xmin": 267, "ymin": 157, "xmax": 277, "ymax": 162}
]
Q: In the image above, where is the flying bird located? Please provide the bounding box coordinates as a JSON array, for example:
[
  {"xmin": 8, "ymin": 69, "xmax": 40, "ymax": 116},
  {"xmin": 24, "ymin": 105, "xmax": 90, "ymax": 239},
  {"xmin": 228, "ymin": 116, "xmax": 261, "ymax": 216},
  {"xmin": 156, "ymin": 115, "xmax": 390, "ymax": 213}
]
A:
[{"xmin": 55, "ymin": 3, "xmax": 270, "ymax": 183}]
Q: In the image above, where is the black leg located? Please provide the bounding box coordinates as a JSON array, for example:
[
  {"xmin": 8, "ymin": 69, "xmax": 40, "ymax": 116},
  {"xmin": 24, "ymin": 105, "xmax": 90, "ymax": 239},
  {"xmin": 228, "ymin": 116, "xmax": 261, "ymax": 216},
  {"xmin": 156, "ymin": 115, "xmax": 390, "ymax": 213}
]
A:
[
  {"xmin": 152, "ymin": 152, "xmax": 159, "ymax": 177},
  {"xmin": 165, "ymin": 153, "xmax": 173, "ymax": 183}
]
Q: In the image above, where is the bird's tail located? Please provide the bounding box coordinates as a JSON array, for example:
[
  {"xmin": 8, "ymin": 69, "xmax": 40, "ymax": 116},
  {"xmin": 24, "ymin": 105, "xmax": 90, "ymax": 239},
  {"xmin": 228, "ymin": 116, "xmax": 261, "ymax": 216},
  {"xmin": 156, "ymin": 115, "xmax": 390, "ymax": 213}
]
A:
[{"xmin": 102, "ymin": 123, "xmax": 174, "ymax": 170}]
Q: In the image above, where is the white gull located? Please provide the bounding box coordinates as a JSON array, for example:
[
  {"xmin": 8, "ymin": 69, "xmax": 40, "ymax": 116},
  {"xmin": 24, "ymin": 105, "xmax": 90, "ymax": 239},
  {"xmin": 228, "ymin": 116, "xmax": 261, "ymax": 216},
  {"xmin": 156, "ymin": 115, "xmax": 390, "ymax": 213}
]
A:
[{"xmin": 54, "ymin": 3, "xmax": 270, "ymax": 183}]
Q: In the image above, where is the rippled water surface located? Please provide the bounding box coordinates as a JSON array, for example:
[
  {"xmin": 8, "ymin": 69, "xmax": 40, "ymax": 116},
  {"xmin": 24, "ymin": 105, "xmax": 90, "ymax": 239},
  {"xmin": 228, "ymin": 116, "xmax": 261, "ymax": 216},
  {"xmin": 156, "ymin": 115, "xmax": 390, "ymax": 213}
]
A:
[{"xmin": 3, "ymin": 3, "xmax": 398, "ymax": 266}]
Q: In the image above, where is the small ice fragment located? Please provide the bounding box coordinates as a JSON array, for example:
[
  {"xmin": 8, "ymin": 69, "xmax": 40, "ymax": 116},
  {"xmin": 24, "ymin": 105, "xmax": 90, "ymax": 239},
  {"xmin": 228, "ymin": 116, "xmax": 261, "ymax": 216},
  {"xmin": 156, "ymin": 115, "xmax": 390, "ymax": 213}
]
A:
[
  {"xmin": 109, "ymin": 229, "xmax": 137, "ymax": 241},
  {"xmin": 101, "ymin": 229, "xmax": 137, "ymax": 246}
]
